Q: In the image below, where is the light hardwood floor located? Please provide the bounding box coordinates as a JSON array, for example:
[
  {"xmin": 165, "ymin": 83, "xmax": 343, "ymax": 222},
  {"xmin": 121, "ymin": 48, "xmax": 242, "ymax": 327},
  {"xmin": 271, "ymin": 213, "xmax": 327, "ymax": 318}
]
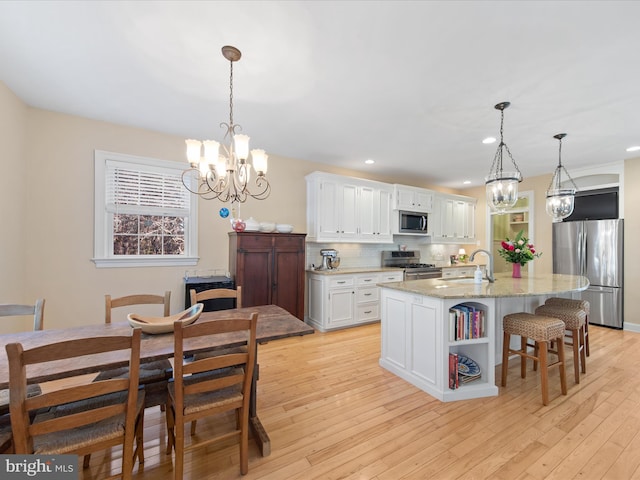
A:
[{"xmin": 79, "ymin": 322, "xmax": 640, "ymax": 479}]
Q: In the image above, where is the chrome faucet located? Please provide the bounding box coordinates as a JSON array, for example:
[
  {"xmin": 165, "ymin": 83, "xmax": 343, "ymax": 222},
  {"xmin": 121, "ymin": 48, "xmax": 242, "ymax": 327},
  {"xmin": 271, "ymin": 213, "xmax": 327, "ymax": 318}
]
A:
[{"xmin": 469, "ymin": 249, "xmax": 495, "ymax": 283}]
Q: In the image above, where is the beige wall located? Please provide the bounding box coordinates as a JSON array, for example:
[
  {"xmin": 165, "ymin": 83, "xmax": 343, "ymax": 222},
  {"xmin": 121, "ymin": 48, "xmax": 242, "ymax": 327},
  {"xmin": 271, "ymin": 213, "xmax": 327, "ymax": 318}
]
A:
[
  {"xmin": 0, "ymin": 81, "xmax": 440, "ymax": 332},
  {"xmin": 3, "ymin": 80, "xmax": 638, "ymax": 331},
  {"xmin": 0, "ymin": 83, "xmax": 29, "ymax": 331}
]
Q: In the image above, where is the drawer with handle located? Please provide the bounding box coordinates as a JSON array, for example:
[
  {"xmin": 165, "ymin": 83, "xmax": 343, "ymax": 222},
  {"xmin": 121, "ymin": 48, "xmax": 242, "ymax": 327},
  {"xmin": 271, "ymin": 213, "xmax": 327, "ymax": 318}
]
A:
[{"xmin": 329, "ymin": 276, "xmax": 355, "ymax": 288}]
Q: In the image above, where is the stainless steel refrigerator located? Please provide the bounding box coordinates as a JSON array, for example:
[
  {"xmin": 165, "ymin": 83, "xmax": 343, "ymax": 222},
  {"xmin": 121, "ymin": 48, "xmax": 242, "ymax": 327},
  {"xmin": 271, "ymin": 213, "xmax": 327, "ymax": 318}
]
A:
[{"xmin": 552, "ymin": 219, "xmax": 624, "ymax": 329}]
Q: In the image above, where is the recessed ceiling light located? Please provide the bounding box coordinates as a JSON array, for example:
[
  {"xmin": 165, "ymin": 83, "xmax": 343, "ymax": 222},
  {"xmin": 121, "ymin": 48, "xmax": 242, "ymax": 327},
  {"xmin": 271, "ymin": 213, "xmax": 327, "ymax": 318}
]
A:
[
  {"xmin": 626, "ymin": 146, "xmax": 640, "ymax": 152},
  {"xmin": 482, "ymin": 137, "xmax": 496, "ymax": 144},
  {"xmin": 463, "ymin": 180, "xmax": 471, "ymax": 185},
  {"xmin": 365, "ymin": 159, "xmax": 375, "ymax": 164}
]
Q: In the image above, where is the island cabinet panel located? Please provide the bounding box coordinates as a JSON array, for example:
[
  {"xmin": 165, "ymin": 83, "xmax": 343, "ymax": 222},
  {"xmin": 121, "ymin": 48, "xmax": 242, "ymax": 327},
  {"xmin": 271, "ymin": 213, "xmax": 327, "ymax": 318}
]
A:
[
  {"xmin": 229, "ymin": 232, "xmax": 306, "ymax": 320},
  {"xmin": 409, "ymin": 302, "xmax": 440, "ymax": 388},
  {"xmin": 380, "ymin": 288, "xmax": 497, "ymax": 402}
]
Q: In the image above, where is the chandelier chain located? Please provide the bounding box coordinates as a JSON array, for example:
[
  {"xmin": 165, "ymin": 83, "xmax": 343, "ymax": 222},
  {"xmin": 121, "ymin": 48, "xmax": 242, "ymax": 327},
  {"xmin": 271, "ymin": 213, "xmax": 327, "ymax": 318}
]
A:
[{"xmin": 546, "ymin": 135, "xmax": 578, "ymax": 192}]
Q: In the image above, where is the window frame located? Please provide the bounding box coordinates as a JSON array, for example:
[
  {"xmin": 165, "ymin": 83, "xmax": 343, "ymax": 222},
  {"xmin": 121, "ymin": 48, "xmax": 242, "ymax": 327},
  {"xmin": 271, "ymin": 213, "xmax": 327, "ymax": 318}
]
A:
[{"xmin": 93, "ymin": 150, "xmax": 199, "ymax": 268}]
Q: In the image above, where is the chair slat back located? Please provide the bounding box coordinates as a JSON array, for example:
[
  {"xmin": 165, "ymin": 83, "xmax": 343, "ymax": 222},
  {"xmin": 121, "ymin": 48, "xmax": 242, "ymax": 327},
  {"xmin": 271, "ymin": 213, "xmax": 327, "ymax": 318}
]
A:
[
  {"xmin": 105, "ymin": 291, "xmax": 171, "ymax": 323},
  {"xmin": 190, "ymin": 286, "xmax": 242, "ymax": 309},
  {"xmin": 172, "ymin": 313, "xmax": 257, "ymax": 414},
  {"xmin": 5, "ymin": 329, "xmax": 142, "ymax": 454},
  {"xmin": 0, "ymin": 299, "xmax": 45, "ymax": 331}
]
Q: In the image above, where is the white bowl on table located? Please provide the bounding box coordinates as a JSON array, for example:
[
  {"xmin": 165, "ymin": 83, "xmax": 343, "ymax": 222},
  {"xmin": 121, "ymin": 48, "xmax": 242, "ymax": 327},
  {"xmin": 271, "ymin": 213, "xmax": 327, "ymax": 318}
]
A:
[{"xmin": 127, "ymin": 303, "xmax": 203, "ymax": 334}]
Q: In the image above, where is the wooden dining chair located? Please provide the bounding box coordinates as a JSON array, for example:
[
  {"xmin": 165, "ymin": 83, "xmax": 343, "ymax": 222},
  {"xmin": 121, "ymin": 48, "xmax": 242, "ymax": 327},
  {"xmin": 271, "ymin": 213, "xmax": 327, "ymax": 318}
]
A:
[
  {"xmin": 95, "ymin": 292, "xmax": 173, "ymax": 408},
  {"xmin": 0, "ymin": 414, "xmax": 13, "ymax": 453},
  {"xmin": 188, "ymin": 286, "xmax": 243, "ymax": 434},
  {"xmin": 190, "ymin": 286, "xmax": 242, "ymax": 310},
  {"xmin": 6, "ymin": 329, "xmax": 145, "ymax": 478},
  {"xmin": 166, "ymin": 312, "xmax": 258, "ymax": 478},
  {"xmin": 0, "ymin": 299, "xmax": 46, "ymax": 417}
]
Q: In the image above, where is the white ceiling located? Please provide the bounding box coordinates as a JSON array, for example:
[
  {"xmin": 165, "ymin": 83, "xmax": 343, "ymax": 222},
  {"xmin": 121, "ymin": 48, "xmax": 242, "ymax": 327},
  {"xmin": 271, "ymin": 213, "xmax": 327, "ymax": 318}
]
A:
[{"xmin": 1, "ymin": 1, "xmax": 639, "ymax": 189}]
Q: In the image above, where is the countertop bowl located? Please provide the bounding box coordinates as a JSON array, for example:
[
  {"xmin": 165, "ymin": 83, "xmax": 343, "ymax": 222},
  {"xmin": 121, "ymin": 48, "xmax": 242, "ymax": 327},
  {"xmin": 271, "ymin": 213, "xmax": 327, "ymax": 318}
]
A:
[
  {"xmin": 127, "ymin": 303, "xmax": 203, "ymax": 334},
  {"xmin": 276, "ymin": 223, "xmax": 293, "ymax": 233}
]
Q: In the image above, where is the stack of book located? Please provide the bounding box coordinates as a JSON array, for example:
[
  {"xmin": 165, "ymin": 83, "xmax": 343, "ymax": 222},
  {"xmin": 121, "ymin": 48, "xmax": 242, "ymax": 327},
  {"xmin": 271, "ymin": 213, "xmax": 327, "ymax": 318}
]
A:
[
  {"xmin": 449, "ymin": 304, "xmax": 486, "ymax": 341},
  {"xmin": 448, "ymin": 353, "xmax": 481, "ymax": 389}
]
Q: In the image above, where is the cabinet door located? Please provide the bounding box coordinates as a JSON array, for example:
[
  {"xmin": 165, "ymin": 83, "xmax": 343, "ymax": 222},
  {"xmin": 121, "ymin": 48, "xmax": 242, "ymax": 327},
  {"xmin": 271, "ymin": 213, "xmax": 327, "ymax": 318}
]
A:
[
  {"xmin": 454, "ymin": 201, "xmax": 466, "ymax": 240},
  {"xmin": 415, "ymin": 191, "xmax": 433, "ymax": 213},
  {"xmin": 441, "ymin": 198, "xmax": 456, "ymax": 238},
  {"xmin": 358, "ymin": 185, "xmax": 376, "ymax": 239},
  {"xmin": 376, "ymin": 188, "xmax": 393, "ymax": 239},
  {"xmin": 272, "ymin": 236, "xmax": 306, "ymax": 319},
  {"xmin": 396, "ymin": 187, "xmax": 416, "ymax": 210},
  {"xmin": 340, "ymin": 183, "xmax": 359, "ymax": 238},
  {"xmin": 318, "ymin": 180, "xmax": 341, "ymax": 238},
  {"xmin": 328, "ymin": 289, "xmax": 355, "ymax": 327},
  {"xmin": 236, "ymin": 247, "xmax": 273, "ymax": 308}
]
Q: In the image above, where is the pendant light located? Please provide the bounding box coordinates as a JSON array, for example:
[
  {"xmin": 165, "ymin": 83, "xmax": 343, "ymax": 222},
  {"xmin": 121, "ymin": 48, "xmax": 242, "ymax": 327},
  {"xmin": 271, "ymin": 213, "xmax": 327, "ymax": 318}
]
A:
[
  {"xmin": 546, "ymin": 133, "xmax": 578, "ymax": 222},
  {"xmin": 485, "ymin": 102, "xmax": 523, "ymax": 213}
]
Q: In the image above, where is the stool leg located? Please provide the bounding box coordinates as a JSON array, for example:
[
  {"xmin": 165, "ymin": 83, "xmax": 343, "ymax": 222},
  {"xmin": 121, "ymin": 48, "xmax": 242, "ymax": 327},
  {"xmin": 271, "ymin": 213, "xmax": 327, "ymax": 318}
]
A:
[
  {"xmin": 501, "ymin": 331, "xmax": 510, "ymax": 387},
  {"xmin": 570, "ymin": 328, "xmax": 580, "ymax": 384},
  {"xmin": 539, "ymin": 341, "xmax": 549, "ymax": 406},
  {"xmin": 557, "ymin": 336, "xmax": 568, "ymax": 396},
  {"xmin": 584, "ymin": 318, "xmax": 590, "ymax": 357},
  {"xmin": 579, "ymin": 325, "xmax": 587, "ymax": 374},
  {"xmin": 520, "ymin": 336, "xmax": 527, "ymax": 379}
]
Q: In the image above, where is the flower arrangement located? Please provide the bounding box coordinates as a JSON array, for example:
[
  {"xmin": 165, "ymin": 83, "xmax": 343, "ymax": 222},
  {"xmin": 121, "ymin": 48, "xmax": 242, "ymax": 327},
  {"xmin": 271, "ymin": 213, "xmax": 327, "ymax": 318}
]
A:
[{"xmin": 498, "ymin": 230, "xmax": 542, "ymax": 266}]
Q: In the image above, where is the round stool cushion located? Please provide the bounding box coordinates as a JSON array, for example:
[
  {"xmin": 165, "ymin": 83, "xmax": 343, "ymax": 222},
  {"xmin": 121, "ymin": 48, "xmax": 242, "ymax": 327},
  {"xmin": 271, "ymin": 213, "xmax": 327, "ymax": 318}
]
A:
[
  {"xmin": 545, "ymin": 297, "xmax": 590, "ymax": 315},
  {"xmin": 503, "ymin": 312, "xmax": 565, "ymax": 342},
  {"xmin": 534, "ymin": 305, "xmax": 586, "ymax": 330}
]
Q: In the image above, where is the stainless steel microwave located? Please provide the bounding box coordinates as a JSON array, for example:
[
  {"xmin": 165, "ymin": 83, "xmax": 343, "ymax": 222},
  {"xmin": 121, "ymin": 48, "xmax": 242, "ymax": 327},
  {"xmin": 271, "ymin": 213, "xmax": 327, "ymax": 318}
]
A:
[{"xmin": 398, "ymin": 210, "xmax": 429, "ymax": 234}]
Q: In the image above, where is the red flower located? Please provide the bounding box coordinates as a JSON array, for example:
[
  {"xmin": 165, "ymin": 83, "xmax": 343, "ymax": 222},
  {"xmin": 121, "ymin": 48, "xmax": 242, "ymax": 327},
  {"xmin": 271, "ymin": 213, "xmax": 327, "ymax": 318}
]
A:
[
  {"xmin": 501, "ymin": 241, "xmax": 508, "ymax": 249},
  {"xmin": 530, "ymin": 248, "xmax": 536, "ymax": 254},
  {"xmin": 508, "ymin": 244, "xmax": 515, "ymax": 251}
]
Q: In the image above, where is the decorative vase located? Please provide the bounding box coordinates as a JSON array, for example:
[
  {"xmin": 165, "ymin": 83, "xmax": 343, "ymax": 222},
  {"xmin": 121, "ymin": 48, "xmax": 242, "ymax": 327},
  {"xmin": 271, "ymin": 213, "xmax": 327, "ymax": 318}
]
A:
[{"xmin": 512, "ymin": 263, "xmax": 521, "ymax": 278}]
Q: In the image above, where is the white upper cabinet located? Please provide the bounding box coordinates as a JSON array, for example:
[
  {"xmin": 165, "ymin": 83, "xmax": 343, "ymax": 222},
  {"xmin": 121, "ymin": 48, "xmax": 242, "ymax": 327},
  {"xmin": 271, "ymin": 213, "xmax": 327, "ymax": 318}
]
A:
[
  {"xmin": 306, "ymin": 172, "xmax": 394, "ymax": 243},
  {"xmin": 431, "ymin": 193, "xmax": 476, "ymax": 243},
  {"xmin": 394, "ymin": 185, "xmax": 433, "ymax": 213},
  {"xmin": 306, "ymin": 172, "xmax": 476, "ymax": 245}
]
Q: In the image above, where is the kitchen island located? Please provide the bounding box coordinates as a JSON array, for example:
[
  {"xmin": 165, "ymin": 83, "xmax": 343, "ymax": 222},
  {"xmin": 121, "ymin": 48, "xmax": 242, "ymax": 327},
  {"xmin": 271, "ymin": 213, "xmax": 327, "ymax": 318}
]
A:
[{"xmin": 379, "ymin": 272, "xmax": 589, "ymax": 402}]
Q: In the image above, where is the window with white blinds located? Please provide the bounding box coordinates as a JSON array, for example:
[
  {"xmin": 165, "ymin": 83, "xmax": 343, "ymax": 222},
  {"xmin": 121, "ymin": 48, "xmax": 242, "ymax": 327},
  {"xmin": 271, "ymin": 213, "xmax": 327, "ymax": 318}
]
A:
[
  {"xmin": 105, "ymin": 162, "xmax": 190, "ymax": 216},
  {"xmin": 93, "ymin": 150, "xmax": 199, "ymax": 268}
]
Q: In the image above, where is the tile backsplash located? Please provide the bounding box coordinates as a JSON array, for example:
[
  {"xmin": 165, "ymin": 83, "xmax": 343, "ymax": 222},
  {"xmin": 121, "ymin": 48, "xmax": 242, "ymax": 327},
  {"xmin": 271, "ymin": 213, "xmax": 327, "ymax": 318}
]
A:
[{"xmin": 306, "ymin": 239, "xmax": 475, "ymax": 269}]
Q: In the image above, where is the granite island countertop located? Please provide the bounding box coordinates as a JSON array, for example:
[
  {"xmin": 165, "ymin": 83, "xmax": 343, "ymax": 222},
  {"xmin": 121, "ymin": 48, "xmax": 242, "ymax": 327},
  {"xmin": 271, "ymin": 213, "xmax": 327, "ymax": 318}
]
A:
[{"xmin": 379, "ymin": 272, "xmax": 589, "ymax": 299}]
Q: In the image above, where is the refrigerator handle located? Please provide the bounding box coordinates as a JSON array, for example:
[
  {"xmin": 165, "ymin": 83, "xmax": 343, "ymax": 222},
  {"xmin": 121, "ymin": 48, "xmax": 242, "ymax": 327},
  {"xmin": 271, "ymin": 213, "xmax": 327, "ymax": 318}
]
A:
[{"xmin": 579, "ymin": 227, "xmax": 587, "ymax": 276}]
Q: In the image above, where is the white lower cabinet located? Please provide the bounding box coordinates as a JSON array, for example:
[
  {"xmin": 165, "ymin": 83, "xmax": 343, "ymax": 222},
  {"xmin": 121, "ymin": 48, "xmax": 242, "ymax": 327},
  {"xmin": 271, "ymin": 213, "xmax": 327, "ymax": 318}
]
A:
[{"xmin": 307, "ymin": 270, "xmax": 403, "ymax": 332}]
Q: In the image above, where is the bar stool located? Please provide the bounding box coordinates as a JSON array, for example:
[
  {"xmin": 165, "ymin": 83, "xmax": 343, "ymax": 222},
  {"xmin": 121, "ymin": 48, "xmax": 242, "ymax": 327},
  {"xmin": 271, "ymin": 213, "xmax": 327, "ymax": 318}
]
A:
[
  {"xmin": 501, "ymin": 312, "xmax": 568, "ymax": 405},
  {"xmin": 535, "ymin": 304, "xmax": 587, "ymax": 384},
  {"xmin": 544, "ymin": 297, "xmax": 590, "ymax": 357}
]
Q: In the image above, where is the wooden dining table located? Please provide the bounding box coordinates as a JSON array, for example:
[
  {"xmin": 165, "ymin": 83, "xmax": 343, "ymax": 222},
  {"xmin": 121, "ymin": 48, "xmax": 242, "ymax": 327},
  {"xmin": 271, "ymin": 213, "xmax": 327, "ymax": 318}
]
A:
[{"xmin": 0, "ymin": 304, "xmax": 314, "ymax": 456}]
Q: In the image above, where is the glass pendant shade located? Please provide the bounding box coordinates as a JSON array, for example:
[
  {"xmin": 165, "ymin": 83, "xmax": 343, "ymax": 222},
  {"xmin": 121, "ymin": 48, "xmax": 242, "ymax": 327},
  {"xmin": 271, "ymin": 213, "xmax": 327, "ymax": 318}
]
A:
[
  {"xmin": 545, "ymin": 133, "xmax": 578, "ymax": 222},
  {"xmin": 485, "ymin": 102, "xmax": 523, "ymax": 213},
  {"xmin": 546, "ymin": 188, "xmax": 576, "ymax": 221},
  {"xmin": 485, "ymin": 174, "xmax": 520, "ymax": 213}
]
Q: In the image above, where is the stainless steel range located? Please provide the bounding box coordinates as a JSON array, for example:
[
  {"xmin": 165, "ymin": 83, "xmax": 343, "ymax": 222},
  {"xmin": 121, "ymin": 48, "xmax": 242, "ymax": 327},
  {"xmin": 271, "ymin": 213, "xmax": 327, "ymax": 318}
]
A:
[{"xmin": 381, "ymin": 251, "xmax": 442, "ymax": 280}]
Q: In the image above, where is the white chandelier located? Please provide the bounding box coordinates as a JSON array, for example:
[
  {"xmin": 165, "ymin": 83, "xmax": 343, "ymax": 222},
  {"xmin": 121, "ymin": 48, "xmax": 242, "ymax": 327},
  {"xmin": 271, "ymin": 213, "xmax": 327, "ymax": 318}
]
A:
[
  {"xmin": 485, "ymin": 102, "xmax": 523, "ymax": 213},
  {"xmin": 182, "ymin": 46, "xmax": 270, "ymax": 203},
  {"xmin": 546, "ymin": 133, "xmax": 578, "ymax": 222}
]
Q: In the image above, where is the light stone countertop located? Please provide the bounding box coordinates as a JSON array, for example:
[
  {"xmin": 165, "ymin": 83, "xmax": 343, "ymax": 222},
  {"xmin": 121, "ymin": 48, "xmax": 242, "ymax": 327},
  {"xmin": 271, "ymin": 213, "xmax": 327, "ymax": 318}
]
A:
[
  {"xmin": 306, "ymin": 267, "xmax": 404, "ymax": 275},
  {"xmin": 379, "ymin": 273, "xmax": 589, "ymax": 299}
]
